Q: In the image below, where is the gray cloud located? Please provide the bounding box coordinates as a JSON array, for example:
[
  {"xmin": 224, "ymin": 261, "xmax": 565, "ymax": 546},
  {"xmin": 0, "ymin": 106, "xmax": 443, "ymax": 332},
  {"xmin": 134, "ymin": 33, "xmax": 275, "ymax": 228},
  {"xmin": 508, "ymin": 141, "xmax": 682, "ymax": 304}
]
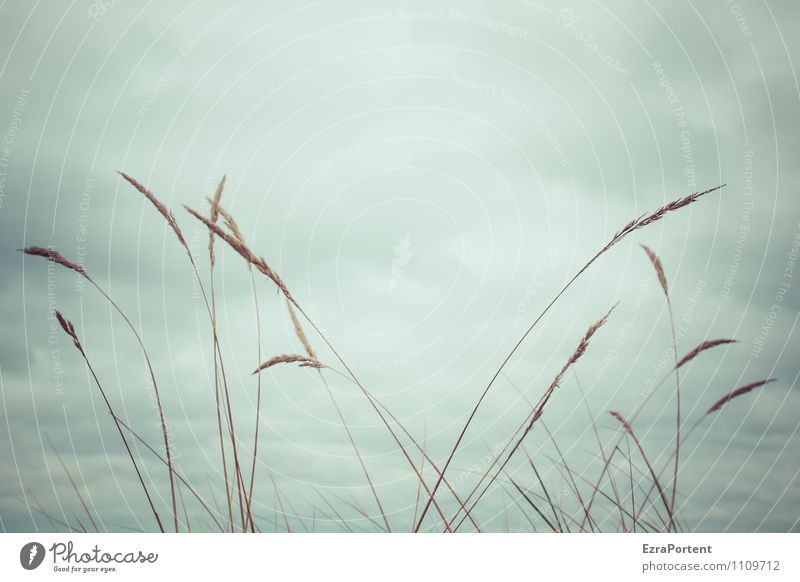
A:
[{"xmin": 1, "ymin": 0, "xmax": 798, "ymax": 533}]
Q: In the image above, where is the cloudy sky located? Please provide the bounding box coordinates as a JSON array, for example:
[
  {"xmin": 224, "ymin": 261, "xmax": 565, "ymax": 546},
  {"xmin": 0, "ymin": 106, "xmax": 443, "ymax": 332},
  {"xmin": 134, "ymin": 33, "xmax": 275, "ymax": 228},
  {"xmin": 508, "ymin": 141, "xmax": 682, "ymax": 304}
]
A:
[{"xmin": 1, "ymin": 0, "xmax": 798, "ymax": 533}]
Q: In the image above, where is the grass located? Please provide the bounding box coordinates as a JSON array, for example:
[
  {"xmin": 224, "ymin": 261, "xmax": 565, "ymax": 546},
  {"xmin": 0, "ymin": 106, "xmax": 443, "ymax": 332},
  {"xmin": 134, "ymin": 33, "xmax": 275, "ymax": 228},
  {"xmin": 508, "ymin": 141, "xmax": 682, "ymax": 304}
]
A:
[{"xmin": 18, "ymin": 175, "xmax": 776, "ymax": 533}]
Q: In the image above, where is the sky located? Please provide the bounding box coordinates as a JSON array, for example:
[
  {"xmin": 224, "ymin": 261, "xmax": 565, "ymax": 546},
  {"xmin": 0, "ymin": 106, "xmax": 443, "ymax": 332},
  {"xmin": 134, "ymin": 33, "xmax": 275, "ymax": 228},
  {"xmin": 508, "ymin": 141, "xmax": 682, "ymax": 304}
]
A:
[{"xmin": 0, "ymin": 0, "xmax": 798, "ymax": 533}]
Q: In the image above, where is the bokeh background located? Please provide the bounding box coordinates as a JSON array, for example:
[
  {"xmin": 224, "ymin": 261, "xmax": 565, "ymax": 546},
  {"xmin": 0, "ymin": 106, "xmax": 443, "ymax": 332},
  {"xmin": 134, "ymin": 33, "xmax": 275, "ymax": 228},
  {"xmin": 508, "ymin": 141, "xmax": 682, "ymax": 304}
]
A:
[{"xmin": 0, "ymin": 0, "xmax": 798, "ymax": 532}]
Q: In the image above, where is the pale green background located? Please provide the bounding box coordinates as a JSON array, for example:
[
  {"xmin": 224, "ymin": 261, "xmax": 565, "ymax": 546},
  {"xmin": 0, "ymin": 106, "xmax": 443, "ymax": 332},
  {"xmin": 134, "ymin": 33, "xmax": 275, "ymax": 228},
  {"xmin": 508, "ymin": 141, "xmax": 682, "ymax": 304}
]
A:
[{"xmin": 0, "ymin": 0, "xmax": 798, "ymax": 532}]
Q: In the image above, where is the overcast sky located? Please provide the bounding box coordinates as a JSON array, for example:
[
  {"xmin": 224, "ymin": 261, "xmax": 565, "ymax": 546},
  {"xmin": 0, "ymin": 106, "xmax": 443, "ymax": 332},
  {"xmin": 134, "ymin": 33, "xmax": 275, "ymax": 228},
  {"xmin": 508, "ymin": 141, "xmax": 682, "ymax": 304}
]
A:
[{"xmin": 1, "ymin": 0, "xmax": 798, "ymax": 533}]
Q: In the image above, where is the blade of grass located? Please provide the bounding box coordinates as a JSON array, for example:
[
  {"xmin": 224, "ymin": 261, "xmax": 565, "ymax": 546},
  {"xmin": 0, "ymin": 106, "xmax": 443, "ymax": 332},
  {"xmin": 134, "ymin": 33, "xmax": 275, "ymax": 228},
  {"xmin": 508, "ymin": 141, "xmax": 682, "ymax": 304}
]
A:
[
  {"xmin": 44, "ymin": 433, "xmax": 99, "ymax": 533},
  {"xmin": 505, "ymin": 473, "xmax": 557, "ymax": 532}
]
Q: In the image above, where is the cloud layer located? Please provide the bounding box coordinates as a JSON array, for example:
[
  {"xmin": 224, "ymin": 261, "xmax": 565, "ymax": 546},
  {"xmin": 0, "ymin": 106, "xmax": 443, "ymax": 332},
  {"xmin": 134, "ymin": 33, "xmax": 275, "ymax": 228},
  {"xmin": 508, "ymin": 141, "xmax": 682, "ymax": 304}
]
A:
[{"xmin": 1, "ymin": 0, "xmax": 798, "ymax": 533}]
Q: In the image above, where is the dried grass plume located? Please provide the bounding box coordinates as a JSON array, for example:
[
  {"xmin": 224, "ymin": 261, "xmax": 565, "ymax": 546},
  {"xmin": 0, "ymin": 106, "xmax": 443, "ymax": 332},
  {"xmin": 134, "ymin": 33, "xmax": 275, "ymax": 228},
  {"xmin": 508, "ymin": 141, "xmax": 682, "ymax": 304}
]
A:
[
  {"xmin": 640, "ymin": 244, "xmax": 668, "ymax": 296},
  {"xmin": 252, "ymin": 354, "xmax": 322, "ymax": 375},
  {"xmin": 707, "ymin": 379, "xmax": 776, "ymax": 414},
  {"xmin": 676, "ymin": 339, "xmax": 737, "ymax": 369},
  {"xmin": 21, "ymin": 246, "xmax": 86, "ymax": 276},
  {"xmin": 118, "ymin": 171, "xmax": 186, "ymax": 247}
]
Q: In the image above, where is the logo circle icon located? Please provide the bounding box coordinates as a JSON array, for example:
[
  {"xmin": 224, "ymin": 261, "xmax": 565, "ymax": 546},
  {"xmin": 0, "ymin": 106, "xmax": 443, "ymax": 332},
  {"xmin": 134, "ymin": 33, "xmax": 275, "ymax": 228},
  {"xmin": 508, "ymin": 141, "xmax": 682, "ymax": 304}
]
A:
[{"xmin": 20, "ymin": 542, "xmax": 46, "ymax": 570}]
